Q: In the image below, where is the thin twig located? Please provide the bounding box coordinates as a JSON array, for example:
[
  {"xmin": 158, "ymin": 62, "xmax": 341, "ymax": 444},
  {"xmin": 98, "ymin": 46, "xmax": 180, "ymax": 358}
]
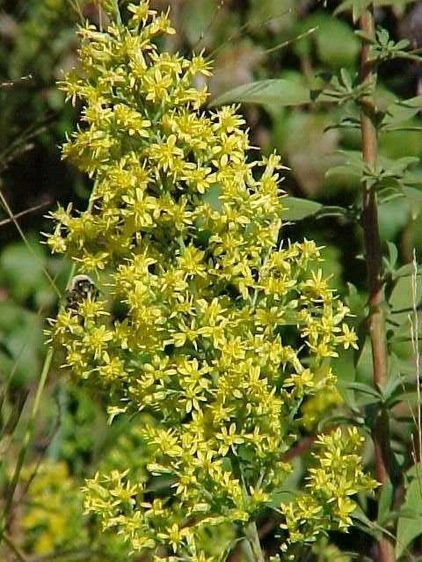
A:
[{"xmin": 0, "ymin": 201, "xmax": 50, "ymax": 227}]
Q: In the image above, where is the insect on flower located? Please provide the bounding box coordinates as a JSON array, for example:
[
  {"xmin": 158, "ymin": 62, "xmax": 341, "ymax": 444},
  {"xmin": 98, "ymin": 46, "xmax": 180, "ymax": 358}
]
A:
[{"xmin": 65, "ymin": 274, "xmax": 99, "ymax": 312}]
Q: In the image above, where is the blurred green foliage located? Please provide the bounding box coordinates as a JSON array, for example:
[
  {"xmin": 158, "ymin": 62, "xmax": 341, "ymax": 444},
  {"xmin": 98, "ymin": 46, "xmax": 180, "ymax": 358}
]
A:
[
  {"xmin": 0, "ymin": 238, "xmax": 66, "ymax": 389},
  {"xmin": 0, "ymin": 0, "xmax": 421, "ymax": 560}
]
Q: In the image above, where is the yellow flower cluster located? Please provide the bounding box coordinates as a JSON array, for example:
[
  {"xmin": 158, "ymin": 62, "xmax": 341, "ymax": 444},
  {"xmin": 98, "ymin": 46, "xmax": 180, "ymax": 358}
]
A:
[
  {"xmin": 20, "ymin": 462, "xmax": 84, "ymax": 555},
  {"xmin": 48, "ymin": 1, "xmax": 374, "ymax": 558},
  {"xmin": 281, "ymin": 428, "xmax": 377, "ymax": 546}
]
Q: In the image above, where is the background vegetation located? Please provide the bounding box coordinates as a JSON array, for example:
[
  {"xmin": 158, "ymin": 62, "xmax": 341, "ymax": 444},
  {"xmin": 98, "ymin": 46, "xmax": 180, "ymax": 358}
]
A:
[{"xmin": 0, "ymin": 0, "xmax": 421, "ymax": 560}]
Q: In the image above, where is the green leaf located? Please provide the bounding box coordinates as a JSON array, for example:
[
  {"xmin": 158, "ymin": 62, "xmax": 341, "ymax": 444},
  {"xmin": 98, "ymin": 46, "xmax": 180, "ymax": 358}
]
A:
[
  {"xmin": 281, "ymin": 196, "xmax": 322, "ymax": 221},
  {"xmin": 384, "ymin": 241, "xmax": 398, "ymax": 271},
  {"xmin": 377, "ymin": 185, "xmax": 404, "ymax": 202},
  {"xmin": 386, "ymin": 156, "xmax": 419, "ymax": 177},
  {"xmin": 396, "ymin": 463, "xmax": 422, "ymax": 560},
  {"xmin": 325, "ymin": 164, "xmax": 362, "ymax": 178},
  {"xmin": 210, "ymin": 79, "xmax": 311, "ymax": 107},
  {"xmin": 355, "ymin": 337, "xmax": 375, "ymax": 384},
  {"xmin": 314, "ymin": 206, "xmax": 350, "ymax": 219},
  {"xmin": 378, "ymin": 197, "xmax": 410, "ymax": 241},
  {"xmin": 401, "ymin": 97, "xmax": 422, "ymax": 109},
  {"xmin": 380, "ymin": 365, "xmax": 411, "ymax": 406},
  {"xmin": 388, "ymin": 270, "xmax": 422, "ymax": 325},
  {"xmin": 403, "ymin": 187, "xmax": 422, "ymax": 220},
  {"xmin": 270, "ymin": 488, "xmax": 298, "ymax": 507},
  {"xmin": 351, "ymin": 507, "xmax": 381, "ymax": 539},
  {"xmin": 339, "ymin": 381, "xmax": 382, "ymax": 404},
  {"xmin": 377, "ymin": 482, "xmax": 395, "ymax": 527},
  {"xmin": 393, "ymin": 262, "xmax": 417, "ymax": 280}
]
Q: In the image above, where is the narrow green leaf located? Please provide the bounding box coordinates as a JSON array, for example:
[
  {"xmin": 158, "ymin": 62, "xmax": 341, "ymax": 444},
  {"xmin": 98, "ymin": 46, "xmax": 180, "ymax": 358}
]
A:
[
  {"xmin": 393, "ymin": 262, "xmax": 418, "ymax": 280},
  {"xmin": 339, "ymin": 381, "xmax": 382, "ymax": 401},
  {"xmin": 377, "ymin": 482, "xmax": 395, "ymax": 527},
  {"xmin": 381, "ymin": 367, "xmax": 409, "ymax": 405},
  {"xmin": 210, "ymin": 79, "xmax": 311, "ymax": 108},
  {"xmin": 351, "ymin": 507, "xmax": 381, "ymax": 540},
  {"xmin": 340, "ymin": 68, "xmax": 353, "ymax": 89},
  {"xmin": 383, "ymin": 96, "xmax": 422, "ymax": 129},
  {"xmin": 314, "ymin": 206, "xmax": 349, "ymax": 219},
  {"xmin": 401, "ymin": 96, "xmax": 422, "ymax": 108},
  {"xmin": 385, "ymin": 241, "xmax": 398, "ymax": 270},
  {"xmin": 325, "ymin": 164, "xmax": 362, "ymax": 178},
  {"xmin": 387, "ymin": 156, "xmax": 419, "ymax": 176},
  {"xmin": 282, "ymin": 197, "xmax": 322, "ymax": 221},
  {"xmin": 396, "ymin": 463, "xmax": 422, "ymax": 560},
  {"xmin": 389, "ymin": 273, "xmax": 422, "ymax": 314}
]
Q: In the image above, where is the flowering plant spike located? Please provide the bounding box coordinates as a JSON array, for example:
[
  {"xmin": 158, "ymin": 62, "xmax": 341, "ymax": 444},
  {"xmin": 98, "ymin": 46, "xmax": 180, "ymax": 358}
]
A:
[{"xmin": 48, "ymin": 1, "xmax": 377, "ymax": 559}]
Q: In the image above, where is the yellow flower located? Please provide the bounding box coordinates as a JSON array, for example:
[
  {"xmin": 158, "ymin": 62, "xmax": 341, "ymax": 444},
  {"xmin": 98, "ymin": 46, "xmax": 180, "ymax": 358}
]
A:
[{"xmin": 340, "ymin": 322, "xmax": 359, "ymax": 349}]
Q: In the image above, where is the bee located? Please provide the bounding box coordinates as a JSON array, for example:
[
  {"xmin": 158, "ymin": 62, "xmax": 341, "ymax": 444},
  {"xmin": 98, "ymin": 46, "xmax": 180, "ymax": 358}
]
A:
[{"xmin": 65, "ymin": 274, "xmax": 99, "ymax": 312}]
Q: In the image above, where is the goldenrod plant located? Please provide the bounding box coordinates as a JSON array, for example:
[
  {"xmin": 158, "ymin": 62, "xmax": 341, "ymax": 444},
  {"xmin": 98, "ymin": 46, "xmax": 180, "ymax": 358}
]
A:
[{"xmin": 47, "ymin": 1, "xmax": 377, "ymax": 559}]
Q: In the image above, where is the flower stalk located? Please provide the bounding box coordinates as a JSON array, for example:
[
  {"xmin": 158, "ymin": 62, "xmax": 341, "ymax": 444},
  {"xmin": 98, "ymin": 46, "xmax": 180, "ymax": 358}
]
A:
[{"xmin": 46, "ymin": 2, "xmax": 378, "ymax": 558}]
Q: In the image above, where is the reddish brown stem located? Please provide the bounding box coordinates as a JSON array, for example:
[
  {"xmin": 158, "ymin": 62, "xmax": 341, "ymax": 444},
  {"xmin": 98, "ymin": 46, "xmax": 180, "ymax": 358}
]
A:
[{"xmin": 359, "ymin": 7, "xmax": 395, "ymax": 562}]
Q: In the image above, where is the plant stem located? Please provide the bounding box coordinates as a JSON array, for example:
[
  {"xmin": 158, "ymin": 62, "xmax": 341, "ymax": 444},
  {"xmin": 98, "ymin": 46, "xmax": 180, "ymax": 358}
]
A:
[
  {"xmin": 3, "ymin": 532, "xmax": 29, "ymax": 562},
  {"xmin": 359, "ymin": 6, "xmax": 395, "ymax": 562},
  {"xmin": 244, "ymin": 521, "xmax": 265, "ymax": 562},
  {"xmin": 0, "ymin": 348, "xmax": 53, "ymax": 537}
]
